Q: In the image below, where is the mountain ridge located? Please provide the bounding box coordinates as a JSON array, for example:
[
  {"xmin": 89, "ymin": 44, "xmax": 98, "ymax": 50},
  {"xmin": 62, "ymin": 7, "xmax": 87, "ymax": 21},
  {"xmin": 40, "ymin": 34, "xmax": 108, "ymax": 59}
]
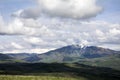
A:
[
  {"xmin": 1, "ymin": 45, "xmax": 120, "ymax": 60},
  {"xmin": 0, "ymin": 45, "xmax": 120, "ymax": 70}
]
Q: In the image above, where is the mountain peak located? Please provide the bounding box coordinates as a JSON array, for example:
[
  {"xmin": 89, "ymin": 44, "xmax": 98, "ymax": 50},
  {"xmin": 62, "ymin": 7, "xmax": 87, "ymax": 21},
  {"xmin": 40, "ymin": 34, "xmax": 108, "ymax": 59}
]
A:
[
  {"xmin": 71, "ymin": 44, "xmax": 81, "ymax": 48},
  {"xmin": 70, "ymin": 44, "xmax": 88, "ymax": 49}
]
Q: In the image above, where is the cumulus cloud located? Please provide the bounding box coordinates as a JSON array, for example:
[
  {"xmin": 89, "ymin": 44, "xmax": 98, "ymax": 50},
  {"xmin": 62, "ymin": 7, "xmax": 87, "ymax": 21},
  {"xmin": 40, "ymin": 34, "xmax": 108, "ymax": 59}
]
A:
[
  {"xmin": 0, "ymin": 17, "xmax": 54, "ymax": 37},
  {"xmin": 0, "ymin": 0, "xmax": 120, "ymax": 53},
  {"xmin": 0, "ymin": 14, "xmax": 120, "ymax": 52},
  {"xmin": 13, "ymin": 0, "xmax": 103, "ymax": 19},
  {"xmin": 0, "ymin": 18, "xmax": 33, "ymax": 35},
  {"xmin": 12, "ymin": 8, "xmax": 41, "ymax": 19},
  {"xmin": 38, "ymin": 0, "xmax": 103, "ymax": 19}
]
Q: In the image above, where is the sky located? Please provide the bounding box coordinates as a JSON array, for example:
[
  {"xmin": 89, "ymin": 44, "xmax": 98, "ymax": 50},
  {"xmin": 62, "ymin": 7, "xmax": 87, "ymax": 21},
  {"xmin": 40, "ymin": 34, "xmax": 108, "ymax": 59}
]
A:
[{"xmin": 0, "ymin": 0, "xmax": 120, "ymax": 53}]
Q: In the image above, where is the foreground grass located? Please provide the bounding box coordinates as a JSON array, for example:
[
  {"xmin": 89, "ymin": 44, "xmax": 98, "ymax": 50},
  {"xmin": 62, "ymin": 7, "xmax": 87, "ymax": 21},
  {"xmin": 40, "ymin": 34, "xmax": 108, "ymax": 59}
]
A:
[{"xmin": 0, "ymin": 75, "xmax": 87, "ymax": 80}]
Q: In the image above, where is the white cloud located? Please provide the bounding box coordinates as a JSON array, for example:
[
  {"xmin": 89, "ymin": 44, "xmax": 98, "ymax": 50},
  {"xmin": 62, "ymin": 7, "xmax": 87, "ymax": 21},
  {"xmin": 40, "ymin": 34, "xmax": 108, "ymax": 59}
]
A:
[
  {"xmin": 30, "ymin": 48, "xmax": 50, "ymax": 53},
  {"xmin": 0, "ymin": 15, "xmax": 6, "ymax": 34},
  {"xmin": 38, "ymin": 0, "xmax": 102, "ymax": 19},
  {"xmin": 11, "ymin": 42, "xmax": 24, "ymax": 49},
  {"xmin": 0, "ymin": 12, "xmax": 120, "ymax": 53},
  {"xmin": 13, "ymin": 0, "xmax": 102, "ymax": 19},
  {"xmin": 2, "ymin": 48, "xmax": 50, "ymax": 54},
  {"xmin": 0, "ymin": 17, "xmax": 55, "ymax": 37},
  {"xmin": 95, "ymin": 29, "xmax": 104, "ymax": 37},
  {"xmin": 109, "ymin": 28, "xmax": 120, "ymax": 36},
  {"xmin": 23, "ymin": 37, "xmax": 43, "ymax": 44},
  {"xmin": 0, "ymin": 15, "xmax": 4, "ymax": 27},
  {"xmin": 12, "ymin": 8, "xmax": 41, "ymax": 19}
]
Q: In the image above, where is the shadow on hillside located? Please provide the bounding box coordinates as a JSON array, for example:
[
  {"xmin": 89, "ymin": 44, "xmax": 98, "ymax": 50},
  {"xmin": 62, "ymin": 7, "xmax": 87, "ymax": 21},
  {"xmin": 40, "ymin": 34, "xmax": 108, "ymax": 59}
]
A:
[{"xmin": 0, "ymin": 63, "xmax": 120, "ymax": 80}]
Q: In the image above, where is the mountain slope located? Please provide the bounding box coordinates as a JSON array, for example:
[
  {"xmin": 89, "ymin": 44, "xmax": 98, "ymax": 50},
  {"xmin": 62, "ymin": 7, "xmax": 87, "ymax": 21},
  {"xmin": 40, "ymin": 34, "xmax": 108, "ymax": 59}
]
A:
[
  {"xmin": 0, "ymin": 53, "xmax": 13, "ymax": 61},
  {"xmin": 7, "ymin": 53, "xmax": 38, "ymax": 60},
  {"xmin": 82, "ymin": 46, "xmax": 119, "ymax": 58},
  {"xmin": 77, "ymin": 54, "xmax": 120, "ymax": 70},
  {"xmin": 23, "ymin": 54, "xmax": 40, "ymax": 62},
  {"xmin": 23, "ymin": 45, "xmax": 120, "ymax": 63}
]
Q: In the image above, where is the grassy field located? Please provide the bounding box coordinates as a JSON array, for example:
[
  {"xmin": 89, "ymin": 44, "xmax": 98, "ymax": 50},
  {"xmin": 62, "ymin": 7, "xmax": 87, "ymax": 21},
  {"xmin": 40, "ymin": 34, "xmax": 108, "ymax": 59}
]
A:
[
  {"xmin": 0, "ymin": 75, "xmax": 87, "ymax": 80},
  {"xmin": 78, "ymin": 56, "xmax": 120, "ymax": 70},
  {"xmin": 0, "ymin": 63, "xmax": 120, "ymax": 80}
]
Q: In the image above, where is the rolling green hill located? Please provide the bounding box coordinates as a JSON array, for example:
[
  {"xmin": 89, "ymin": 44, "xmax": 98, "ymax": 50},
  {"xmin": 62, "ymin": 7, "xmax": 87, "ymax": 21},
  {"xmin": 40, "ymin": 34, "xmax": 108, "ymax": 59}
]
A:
[{"xmin": 0, "ymin": 63, "xmax": 120, "ymax": 80}]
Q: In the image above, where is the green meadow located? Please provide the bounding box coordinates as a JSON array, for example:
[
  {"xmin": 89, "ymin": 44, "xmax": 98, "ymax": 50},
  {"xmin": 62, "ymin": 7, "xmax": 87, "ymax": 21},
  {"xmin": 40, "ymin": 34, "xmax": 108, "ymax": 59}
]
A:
[{"xmin": 0, "ymin": 75, "xmax": 87, "ymax": 80}]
